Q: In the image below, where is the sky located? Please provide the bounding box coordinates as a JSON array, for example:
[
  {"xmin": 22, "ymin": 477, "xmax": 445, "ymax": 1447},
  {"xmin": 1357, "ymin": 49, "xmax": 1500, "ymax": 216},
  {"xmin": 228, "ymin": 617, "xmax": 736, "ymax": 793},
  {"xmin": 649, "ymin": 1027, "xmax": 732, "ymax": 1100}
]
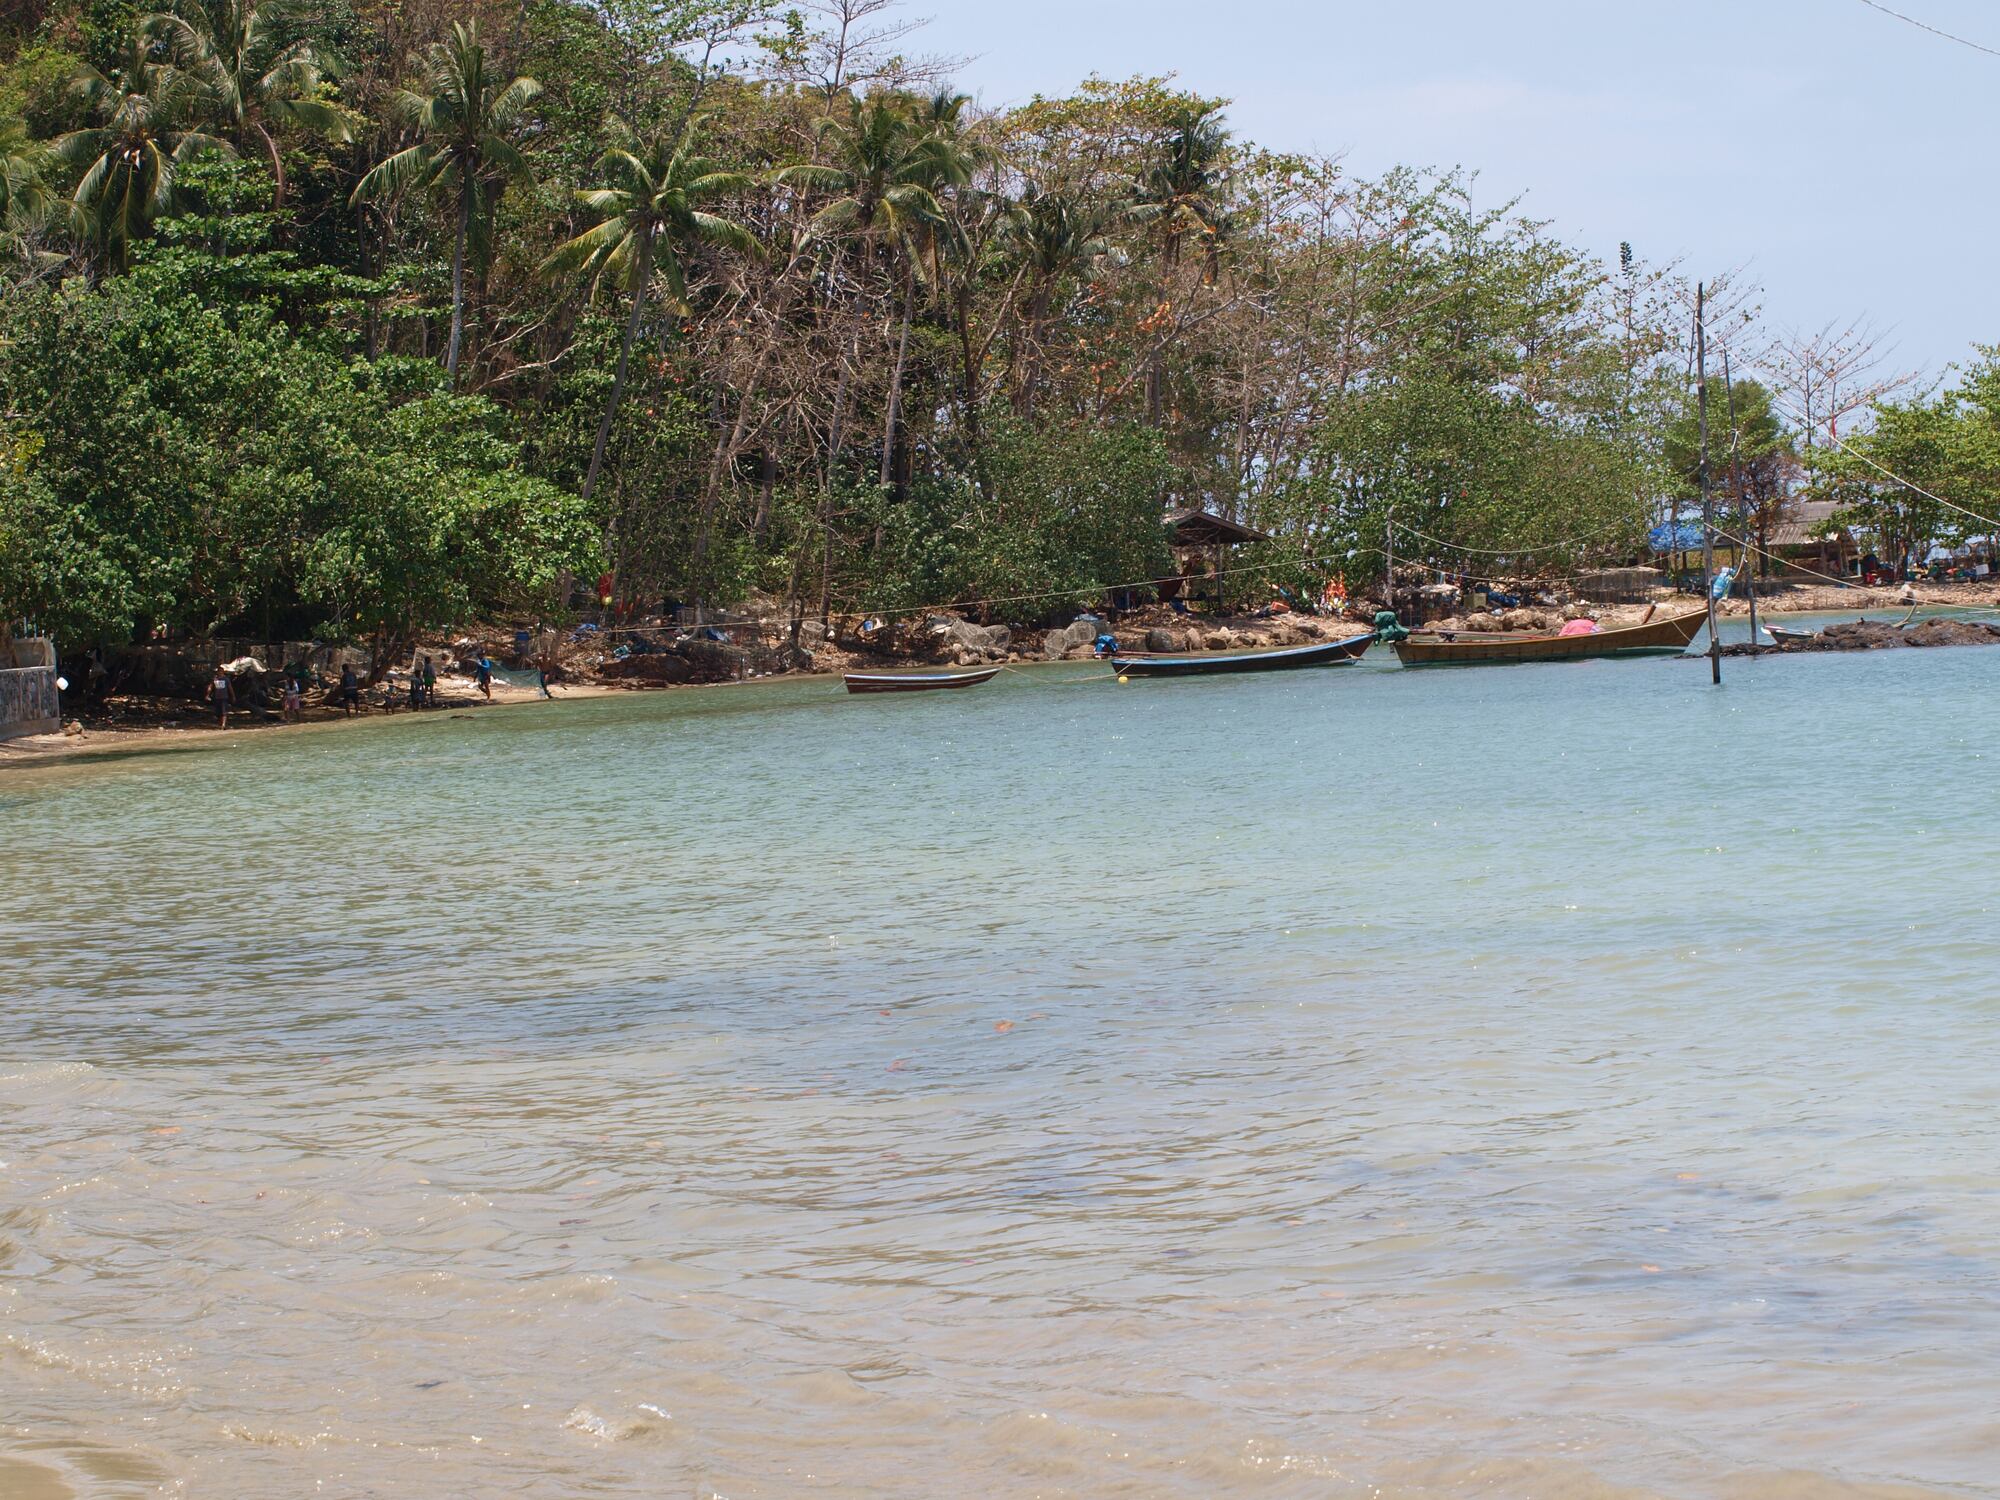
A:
[{"xmin": 913, "ymin": 0, "xmax": 1995, "ymax": 385}]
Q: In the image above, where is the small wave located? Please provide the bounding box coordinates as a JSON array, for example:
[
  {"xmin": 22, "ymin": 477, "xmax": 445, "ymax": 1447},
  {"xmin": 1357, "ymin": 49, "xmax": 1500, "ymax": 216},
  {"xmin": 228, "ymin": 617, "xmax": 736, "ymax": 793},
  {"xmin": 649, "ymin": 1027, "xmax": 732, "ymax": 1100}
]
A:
[
  {"xmin": 0, "ymin": 1061, "xmax": 96, "ymax": 1085},
  {"xmin": 561, "ymin": 1403, "xmax": 672, "ymax": 1442}
]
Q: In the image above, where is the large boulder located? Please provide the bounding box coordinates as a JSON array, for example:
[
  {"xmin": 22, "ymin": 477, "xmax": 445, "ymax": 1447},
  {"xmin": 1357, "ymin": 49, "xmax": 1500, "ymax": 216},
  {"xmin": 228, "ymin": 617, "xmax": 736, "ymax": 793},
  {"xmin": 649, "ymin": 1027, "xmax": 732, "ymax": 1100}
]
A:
[
  {"xmin": 925, "ymin": 615, "xmax": 1010, "ymax": 662},
  {"xmin": 1144, "ymin": 627, "xmax": 1184, "ymax": 653}
]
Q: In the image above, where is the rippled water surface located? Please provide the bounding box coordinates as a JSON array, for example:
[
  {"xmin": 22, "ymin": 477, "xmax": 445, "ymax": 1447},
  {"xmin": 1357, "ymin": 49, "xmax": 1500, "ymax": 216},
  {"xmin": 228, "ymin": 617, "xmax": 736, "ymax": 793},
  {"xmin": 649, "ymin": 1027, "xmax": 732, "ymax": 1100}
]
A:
[{"xmin": 4, "ymin": 641, "xmax": 1999, "ymax": 1498}]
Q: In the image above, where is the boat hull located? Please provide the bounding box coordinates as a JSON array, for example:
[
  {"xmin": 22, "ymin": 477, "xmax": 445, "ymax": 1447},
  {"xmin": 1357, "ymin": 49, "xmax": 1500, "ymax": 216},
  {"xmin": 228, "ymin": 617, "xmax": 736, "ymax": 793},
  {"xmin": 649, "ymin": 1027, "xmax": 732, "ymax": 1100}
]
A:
[
  {"xmin": 1111, "ymin": 632, "xmax": 1374, "ymax": 678},
  {"xmin": 1392, "ymin": 608, "xmax": 1709, "ymax": 667},
  {"xmin": 844, "ymin": 667, "xmax": 1002, "ymax": 694}
]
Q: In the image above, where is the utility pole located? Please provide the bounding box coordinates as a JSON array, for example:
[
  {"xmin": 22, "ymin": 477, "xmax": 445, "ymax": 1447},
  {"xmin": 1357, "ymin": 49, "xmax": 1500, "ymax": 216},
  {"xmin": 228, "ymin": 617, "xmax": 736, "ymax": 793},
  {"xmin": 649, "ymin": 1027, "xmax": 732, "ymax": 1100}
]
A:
[
  {"xmin": 1722, "ymin": 349, "xmax": 1760, "ymax": 648},
  {"xmin": 1697, "ymin": 284, "xmax": 1721, "ymax": 685}
]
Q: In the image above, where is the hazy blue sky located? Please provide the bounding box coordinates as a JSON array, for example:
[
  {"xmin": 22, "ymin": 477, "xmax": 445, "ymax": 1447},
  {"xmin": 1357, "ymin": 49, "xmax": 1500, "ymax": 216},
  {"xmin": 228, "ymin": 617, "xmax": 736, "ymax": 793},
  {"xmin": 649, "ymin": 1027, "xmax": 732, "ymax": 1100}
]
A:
[{"xmin": 915, "ymin": 0, "xmax": 1992, "ymax": 382}]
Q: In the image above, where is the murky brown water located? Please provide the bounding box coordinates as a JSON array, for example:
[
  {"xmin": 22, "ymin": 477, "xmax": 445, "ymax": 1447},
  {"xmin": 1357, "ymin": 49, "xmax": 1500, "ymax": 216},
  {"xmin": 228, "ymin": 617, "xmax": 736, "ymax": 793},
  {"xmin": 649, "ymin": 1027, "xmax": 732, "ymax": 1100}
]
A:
[{"xmin": 4, "ymin": 649, "xmax": 1998, "ymax": 1497}]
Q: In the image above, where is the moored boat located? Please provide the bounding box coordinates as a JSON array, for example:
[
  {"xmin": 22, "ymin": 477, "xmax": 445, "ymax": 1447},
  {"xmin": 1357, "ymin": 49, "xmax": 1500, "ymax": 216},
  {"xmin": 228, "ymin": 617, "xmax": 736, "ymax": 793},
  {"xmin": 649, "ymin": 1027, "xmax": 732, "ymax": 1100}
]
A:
[
  {"xmin": 1391, "ymin": 606, "xmax": 1709, "ymax": 667},
  {"xmin": 1111, "ymin": 631, "xmax": 1375, "ymax": 678},
  {"xmin": 1764, "ymin": 623, "xmax": 1818, "ymax": 646},
  {"xmin": 844, "ymin": 666, "xmax": 1002, "ymax": 694}
]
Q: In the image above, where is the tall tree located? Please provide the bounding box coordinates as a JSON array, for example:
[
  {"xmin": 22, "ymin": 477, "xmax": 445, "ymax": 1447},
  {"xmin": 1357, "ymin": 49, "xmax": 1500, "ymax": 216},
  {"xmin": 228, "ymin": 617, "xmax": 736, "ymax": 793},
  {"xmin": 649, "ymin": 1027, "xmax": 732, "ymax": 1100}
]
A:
[
  {"xmin": 543, "ymin": 122, "xmax": 756, "ymax": 506},
  {"xmin": 144, "ymin": 0, "xmax": 351, "ymax": 210},
  {"xmin": 774, "ymin": 90, "xmax": 971, "ymax": 485},
  {"xmin": 56, "ymin": 34, "xmax": 234, "ymax": 271},
  {"xmin": 1130, "ymin": 100, "xmax": 1230, "ymax": 427},
  {"xmin": 350, "ymin": 21, "xmax": 539, "ymax": 382}
]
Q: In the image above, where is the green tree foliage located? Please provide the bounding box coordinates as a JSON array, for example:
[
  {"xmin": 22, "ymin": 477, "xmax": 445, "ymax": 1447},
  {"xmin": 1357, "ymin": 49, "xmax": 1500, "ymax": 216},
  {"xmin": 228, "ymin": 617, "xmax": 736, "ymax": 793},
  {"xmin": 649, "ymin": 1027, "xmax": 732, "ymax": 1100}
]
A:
[
  {"xmin": 3, "ymin": 0, "xmax": 1885, "ymax": 659},
  {"xmin": 0, "ymin": 228, "xmax": 598, "ymax": 653},
  {"xmin": 1815, "ymin": 352, "xmax": 2000, "ymax": 577}
]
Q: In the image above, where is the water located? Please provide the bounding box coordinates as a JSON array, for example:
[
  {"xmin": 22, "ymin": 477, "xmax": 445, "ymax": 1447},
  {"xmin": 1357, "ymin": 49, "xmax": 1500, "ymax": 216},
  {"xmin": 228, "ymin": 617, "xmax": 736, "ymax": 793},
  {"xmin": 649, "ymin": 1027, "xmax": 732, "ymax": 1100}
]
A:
[{"xmin": 3, "ymin": 640, "xmax": 1998, "ymax": 1499}]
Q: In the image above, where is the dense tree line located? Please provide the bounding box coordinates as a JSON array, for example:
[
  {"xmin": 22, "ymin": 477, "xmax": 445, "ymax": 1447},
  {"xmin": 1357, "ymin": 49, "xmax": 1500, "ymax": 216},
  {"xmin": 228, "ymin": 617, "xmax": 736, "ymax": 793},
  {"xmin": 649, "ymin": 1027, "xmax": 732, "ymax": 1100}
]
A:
[{"xmin": 5, "ymin": 0, "xmax": 1960, "ymax": 657}]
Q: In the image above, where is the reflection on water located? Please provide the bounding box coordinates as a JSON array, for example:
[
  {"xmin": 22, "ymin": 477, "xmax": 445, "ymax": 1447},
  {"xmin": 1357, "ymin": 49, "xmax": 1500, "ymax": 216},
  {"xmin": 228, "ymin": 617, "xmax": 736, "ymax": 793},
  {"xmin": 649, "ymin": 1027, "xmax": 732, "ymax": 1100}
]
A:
[{"xmin": 4, "ymin": 644, "xmax": 1999, "ymax": 1498}]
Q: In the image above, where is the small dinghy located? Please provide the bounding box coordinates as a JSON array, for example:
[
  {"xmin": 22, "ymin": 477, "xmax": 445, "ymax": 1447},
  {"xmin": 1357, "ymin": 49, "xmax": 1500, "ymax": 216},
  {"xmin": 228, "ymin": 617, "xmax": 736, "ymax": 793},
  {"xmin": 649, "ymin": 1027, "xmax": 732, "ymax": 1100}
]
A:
[{"xmin": 844, "ymin": 666, "xmax": 1002, "ymax": 694}]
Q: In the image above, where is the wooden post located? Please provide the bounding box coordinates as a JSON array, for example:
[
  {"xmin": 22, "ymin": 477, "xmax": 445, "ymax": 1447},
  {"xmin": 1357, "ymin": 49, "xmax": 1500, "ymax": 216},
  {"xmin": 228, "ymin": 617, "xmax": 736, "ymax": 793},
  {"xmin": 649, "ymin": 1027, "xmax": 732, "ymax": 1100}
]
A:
[
  {"xmin": 1697, "ymin": 285, "xmax": 1721, "ymax": 684},
  {"xmin": 1721, "ymin": 348, "xmax": 1760, "ymax": 647},
  {"xmin": 1384, "ymin": 504, "xmax": 1396, "ymax": 624}
]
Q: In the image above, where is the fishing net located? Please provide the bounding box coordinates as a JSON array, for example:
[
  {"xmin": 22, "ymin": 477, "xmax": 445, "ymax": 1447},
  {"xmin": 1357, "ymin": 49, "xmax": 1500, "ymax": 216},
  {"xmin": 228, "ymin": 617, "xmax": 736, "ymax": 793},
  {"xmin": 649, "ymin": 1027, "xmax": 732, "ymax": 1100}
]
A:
[{"xmin": 484, "ymin": 661, "xmax": 548, "ymax": 695}]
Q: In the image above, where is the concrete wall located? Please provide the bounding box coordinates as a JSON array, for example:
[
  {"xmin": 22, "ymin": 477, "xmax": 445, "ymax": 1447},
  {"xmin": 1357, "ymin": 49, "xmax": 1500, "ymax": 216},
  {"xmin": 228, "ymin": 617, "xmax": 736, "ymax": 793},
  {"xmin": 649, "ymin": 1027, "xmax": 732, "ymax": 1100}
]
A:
[{"xmin": 0, "ymin": 668, "xmax": 60, "ymax": 738}]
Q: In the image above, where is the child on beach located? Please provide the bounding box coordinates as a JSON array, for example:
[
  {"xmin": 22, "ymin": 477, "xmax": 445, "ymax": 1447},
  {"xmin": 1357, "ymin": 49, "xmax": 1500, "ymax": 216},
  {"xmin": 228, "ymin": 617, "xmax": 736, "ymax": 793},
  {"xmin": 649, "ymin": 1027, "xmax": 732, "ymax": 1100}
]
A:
[
  {"xmin": 339, "ymin": 664, "xmax": 360, "ymax": 715},
  {"xmin": 208, "ymin": 668, "xmax": 233, "ymax": 728},
  {"xmin": 282, "ymin": 675, "xmax": 303, "ymax": 723}
]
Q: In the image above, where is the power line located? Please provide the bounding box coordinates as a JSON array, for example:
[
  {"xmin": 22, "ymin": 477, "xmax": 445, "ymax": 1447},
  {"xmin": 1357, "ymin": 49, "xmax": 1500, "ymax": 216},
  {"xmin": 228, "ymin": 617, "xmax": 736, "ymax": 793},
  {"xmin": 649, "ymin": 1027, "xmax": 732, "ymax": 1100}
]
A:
[{"xmin": 1856, "ymin": 0, "xmax": 2000, "ymax": 59}]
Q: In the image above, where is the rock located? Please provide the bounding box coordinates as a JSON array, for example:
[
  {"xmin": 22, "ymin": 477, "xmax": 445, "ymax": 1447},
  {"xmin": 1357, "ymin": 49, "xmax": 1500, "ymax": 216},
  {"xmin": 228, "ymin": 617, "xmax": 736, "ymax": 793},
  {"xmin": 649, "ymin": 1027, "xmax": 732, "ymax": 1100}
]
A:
[
  {"xmin": 1462, "ymin": 614, "xmax": 1503, "ymax": 633},
  {"xmin": 1819, "ymin": 619, "xmax": 1910, "ymax": 650},
  {"xmin": 1204, "ymin": 632, "xmax": 1232, "ymax": 650},
  {"xmin": 1062, "ymin": 643, "xmax": 1098, "ymax": 660},
  {"xmin": 1903, "ymin": 618, "xmax": 2000, "ymax": 648},
  {"xmin": 1500, "ymin": 608, "xmax": 1546, "ymax": 632},
  {"xmin": 1144, "ymin": 627, "xmax": 1182, "ymax": 653},
  {"xmin": 925, "ymin": 614, "xmax": 1008, "ymax": 661}
]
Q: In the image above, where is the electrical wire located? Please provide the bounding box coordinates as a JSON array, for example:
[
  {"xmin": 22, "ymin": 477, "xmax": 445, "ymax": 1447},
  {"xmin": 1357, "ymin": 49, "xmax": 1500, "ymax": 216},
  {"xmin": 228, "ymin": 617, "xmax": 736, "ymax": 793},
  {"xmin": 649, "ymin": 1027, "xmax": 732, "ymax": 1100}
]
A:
[{"xmin": 1856, "ymin": 0, "xmax": 2000, "ymax": 58}]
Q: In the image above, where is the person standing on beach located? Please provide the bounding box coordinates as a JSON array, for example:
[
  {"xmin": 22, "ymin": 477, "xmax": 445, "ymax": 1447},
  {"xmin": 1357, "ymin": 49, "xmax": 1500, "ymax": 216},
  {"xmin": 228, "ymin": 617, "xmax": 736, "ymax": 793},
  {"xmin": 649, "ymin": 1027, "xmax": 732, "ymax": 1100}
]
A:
[
  {"xmin": 339, "ymin": 663, "xmax": 360, "ymax": 716},
  {"xmin": 282, "ymin": 674, "xmax": 303, "ymax": 724},
  {"xmin": 475, "ymin": 657, "xmax": 493, "ymax": 701},
  {"xmin": 420, "ymin": 655, "xmax": 437, "ymax": 708},
  {"xmin": 208, "ymin": 666, "xmax": 234, "ymax": 729}
]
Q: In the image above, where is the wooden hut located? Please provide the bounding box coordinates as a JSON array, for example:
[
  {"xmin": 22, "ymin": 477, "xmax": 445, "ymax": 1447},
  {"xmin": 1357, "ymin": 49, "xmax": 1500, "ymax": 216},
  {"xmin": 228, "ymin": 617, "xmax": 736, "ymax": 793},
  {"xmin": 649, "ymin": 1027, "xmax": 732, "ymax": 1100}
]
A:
[{"xmin": 1164, "ymin": 509, "xmax": 1272, "ymax": 614}]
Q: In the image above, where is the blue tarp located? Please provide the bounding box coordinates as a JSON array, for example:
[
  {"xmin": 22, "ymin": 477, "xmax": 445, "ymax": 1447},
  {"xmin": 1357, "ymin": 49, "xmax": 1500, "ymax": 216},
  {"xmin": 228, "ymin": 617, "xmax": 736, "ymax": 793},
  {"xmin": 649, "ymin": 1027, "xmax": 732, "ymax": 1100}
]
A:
[{"xmin": 1648, "ymin": 522, "xmax": 1706, "ymax": 552}]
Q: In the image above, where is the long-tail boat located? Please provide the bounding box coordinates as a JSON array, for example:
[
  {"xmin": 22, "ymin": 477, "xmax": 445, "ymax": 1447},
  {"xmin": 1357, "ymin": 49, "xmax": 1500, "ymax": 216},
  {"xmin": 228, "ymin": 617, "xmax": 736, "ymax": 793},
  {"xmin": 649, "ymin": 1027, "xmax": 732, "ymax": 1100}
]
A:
[
  {"xmin": 1112, "ymin": 631, "xmax": 1375, "ymax": 679},
  {"xmin": 1391, "ymin": 605, "xmax": 1708, "ymax": 667},
  {"xmin": 844, "ymin": 665, "xmax": 1002, "ymax": 694}
]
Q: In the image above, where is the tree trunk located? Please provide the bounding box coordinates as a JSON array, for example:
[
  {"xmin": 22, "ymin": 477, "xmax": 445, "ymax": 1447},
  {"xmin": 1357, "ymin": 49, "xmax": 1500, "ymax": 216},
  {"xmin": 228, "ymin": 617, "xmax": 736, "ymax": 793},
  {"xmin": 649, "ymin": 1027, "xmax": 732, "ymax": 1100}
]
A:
[
  {"xmin": 256, "ymin": 123, "xmax": 287, "ymax": 213},
  {"xmin": 819, "ymin": 337, "xmax": 855, "ymax": 625},
  {"xmin": 446, "ymin": 183, "xmax": 471, "ymax": 382},
  {"xmin": 879, "ymin": 260, "xmax": 915, "ymax": 490},
  {"xmin": 582, "ymin": 232, "xmax": 653, "ymax": 505}
]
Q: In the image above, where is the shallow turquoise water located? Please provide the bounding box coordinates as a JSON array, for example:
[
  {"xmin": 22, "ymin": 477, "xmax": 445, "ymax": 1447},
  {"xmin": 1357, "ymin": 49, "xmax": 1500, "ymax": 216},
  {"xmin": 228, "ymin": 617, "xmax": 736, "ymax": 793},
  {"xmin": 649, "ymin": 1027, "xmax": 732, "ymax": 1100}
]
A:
[{"xmin": 3, "ymin": 641, "xmax": 1998, "ymax": 1498}]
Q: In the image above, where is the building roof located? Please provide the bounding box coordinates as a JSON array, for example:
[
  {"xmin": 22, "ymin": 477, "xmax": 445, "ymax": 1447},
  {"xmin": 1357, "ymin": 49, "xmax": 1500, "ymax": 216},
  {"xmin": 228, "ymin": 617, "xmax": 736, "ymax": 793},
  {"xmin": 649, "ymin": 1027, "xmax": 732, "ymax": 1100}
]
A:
[
  {"xmin": 1165, "ymin": 509, "xmax": 1272, "ymax": 547},
  {"xmin": 1767, "ymin": 499, "xmax": 1852, "ymax": 549}
]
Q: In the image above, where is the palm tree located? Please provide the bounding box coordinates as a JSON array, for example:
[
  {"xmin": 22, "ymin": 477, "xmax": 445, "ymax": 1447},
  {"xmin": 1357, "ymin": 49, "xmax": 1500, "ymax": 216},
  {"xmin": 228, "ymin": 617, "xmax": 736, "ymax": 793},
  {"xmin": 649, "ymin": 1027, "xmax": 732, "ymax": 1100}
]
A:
[
  {"xmin": 1130, "ymin": 101, "xmax": 1231, "ymax": 425},
  {"xmin": 350, "ymin": 21, "xmax": 538, "ymax": 382},
  {"xmin": 0, "ymin": 118, "xmax": 57, "ymax": 227},
  {"xmin": 1003, "ymin": 183, "xmax": 1114, "ymax": 415},
  {"xmin": 56, "ymin": 35, "xmax": 234, "ymax": 271},
  {"xmin": 542, "ymin": 123, "xmax": 757, "ymax": 506},
  {"xmin": 774, "ymin": 91, "xmax": 978, "ymax": 486},
  {"xmin": 145, "ymin": 0, "xmax": 351, "ymax": 210}
]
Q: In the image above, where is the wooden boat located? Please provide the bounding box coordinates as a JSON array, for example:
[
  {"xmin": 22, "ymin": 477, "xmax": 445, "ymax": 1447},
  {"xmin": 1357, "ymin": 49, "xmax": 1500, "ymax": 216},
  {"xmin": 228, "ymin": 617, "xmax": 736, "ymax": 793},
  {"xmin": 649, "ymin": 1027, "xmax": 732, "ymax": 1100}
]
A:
[
  {"xmin": 1764, "ymin": 623, "xmax": 1818, "ymax": 646},
  {"xmin": 1392, "ymin": 606, "xmax": 1709, "ymax": 667},
  {"xmin": 1111, "ymin": 631, "xmax": 1375, "ymax": 678},
  {"xmin": 844, "ymin": 665, "xmax": 1001, "ymax": 694}
]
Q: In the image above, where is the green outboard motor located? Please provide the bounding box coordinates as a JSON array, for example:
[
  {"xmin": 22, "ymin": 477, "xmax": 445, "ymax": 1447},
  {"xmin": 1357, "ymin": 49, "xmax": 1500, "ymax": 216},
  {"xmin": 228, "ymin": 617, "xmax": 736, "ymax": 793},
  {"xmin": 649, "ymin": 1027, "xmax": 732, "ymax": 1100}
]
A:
[{"xmin": 1373, "ymin": 608, "xmax": 1409, "ymax": 643}]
